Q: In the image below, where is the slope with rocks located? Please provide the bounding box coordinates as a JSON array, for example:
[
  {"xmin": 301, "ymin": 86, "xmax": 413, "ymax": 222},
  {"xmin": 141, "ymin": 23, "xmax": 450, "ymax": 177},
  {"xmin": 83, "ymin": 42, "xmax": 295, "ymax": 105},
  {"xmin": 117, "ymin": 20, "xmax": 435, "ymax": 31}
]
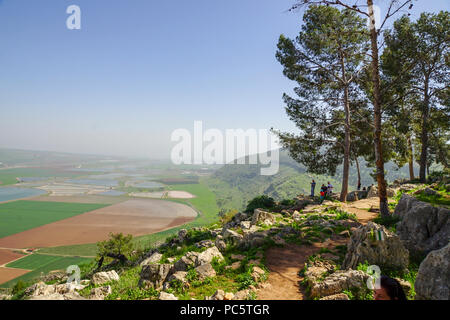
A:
[{"xmin": 5, "ymin": 177, "xmax": 449, "ymax": 301}]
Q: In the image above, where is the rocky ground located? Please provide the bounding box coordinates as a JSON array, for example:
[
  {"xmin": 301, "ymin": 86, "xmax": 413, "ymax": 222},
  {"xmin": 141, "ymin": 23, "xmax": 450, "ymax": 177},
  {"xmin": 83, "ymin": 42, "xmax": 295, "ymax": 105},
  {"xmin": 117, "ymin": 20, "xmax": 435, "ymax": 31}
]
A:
[{"xmin": 2, "ymin": 177, "xmax": 449, "ymax": 301}]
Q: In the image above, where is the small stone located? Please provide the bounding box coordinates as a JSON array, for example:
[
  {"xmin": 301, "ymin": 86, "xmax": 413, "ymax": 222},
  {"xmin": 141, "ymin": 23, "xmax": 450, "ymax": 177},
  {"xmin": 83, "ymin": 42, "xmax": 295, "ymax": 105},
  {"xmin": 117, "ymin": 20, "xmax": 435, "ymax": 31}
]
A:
[
  {"xmin": 159, "ymin": 292, "xmax": 178, "ymax": 300},
  {"xmin": 224, "ymin": 292, "xmax": 235, "ymax": 300}
]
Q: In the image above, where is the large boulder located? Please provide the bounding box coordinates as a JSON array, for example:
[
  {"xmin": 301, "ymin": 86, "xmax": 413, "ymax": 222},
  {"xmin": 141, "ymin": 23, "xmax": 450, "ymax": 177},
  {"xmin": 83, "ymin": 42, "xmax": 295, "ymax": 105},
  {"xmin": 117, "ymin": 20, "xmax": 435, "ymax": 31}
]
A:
[
  {"xmin": 173, "ymin": 252, "xmax": 199, "ymax": 272},
  {"xmin": 310, "ymin": 270, "xmax": 369, "ymax": 298},
  {"xmin": 196, "ymin": 246, "xmax": 224, "ymax": 266},
  {"xmin": 342, "ymin": 222, "xmax": 409, "ymax": 272},
  {"xmin": 346, "ymin": 191, "xmax": 359, "ymax": 202},
  {"xmin": 222, "ymin": 229, "xmax": 244, "ymax": 244},
  {"xmin": 140, "ymin": 252, "xmax": 163, "ymax": 266},
  {"xmin": 415, "ymin": 243, "xmax": 450, "ymax": 300},
  {"xmin": 304, "ymin": 260, "xmax": 336, "ymax": 287},
  {"xmin": 25, "ymin": 282, "xmax": 87, "ymax": 300},
  {"xmin": 195, "ymin": 263, "xmax": 216, "ymax": 280},
  {"xmin": 139, "ymin": 263, "xmax": 173, "ymax": 290},
  {"xmin": 394, "ymin": 194, "xmax": 450, "ymax": 257},
  {"xmin": 251, "ymin": 209, "xmax": 276, "ymax": 226},
  {"xmin": 367, "ymin": 186, "xmax": 395, "ymax": 198},
  {"xmin": 92, "ymin": 270, "xmax": 120, "ymax": 285}
]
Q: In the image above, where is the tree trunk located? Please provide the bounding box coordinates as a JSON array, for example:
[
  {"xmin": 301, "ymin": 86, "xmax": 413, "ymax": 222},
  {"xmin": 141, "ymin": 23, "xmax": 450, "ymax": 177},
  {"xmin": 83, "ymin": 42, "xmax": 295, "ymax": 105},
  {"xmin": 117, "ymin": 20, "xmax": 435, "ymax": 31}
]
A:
[
  {"xmin": 338, "ymin": 48, "xmax": 350, "ymax": 203},
  {"xmin": 407, "ymin": 134, "xmax": 415, "ymax": 180},
  {"xmin": 419, "ymin": 83, "xmax": 430, "ymax": 182},
  {"xmin": 368, "ymin": 0, "xmax": 389, "ymax": 218},
  {"xmin": 356, "ymin": 157, "xmax": 361, "ymax": 189},
  {"xmin": 341, "ymin": 89, "xmax": 351, "ymax": 202}
]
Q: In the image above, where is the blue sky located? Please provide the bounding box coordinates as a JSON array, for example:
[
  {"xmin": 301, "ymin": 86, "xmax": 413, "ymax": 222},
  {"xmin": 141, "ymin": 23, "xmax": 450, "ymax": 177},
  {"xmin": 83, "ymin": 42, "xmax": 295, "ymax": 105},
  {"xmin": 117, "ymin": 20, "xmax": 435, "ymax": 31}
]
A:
[{"xmin": 0, "ymin": 0, "xmax": 448, "ymax": 159}]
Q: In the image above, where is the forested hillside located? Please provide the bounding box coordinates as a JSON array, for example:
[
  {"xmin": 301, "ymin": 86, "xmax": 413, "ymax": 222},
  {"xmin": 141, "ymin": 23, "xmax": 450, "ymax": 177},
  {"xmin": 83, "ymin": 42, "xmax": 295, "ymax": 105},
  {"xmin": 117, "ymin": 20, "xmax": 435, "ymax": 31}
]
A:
[{"xmin": 204, "ymin": 150, "xmax": 425, "ymax": 212}]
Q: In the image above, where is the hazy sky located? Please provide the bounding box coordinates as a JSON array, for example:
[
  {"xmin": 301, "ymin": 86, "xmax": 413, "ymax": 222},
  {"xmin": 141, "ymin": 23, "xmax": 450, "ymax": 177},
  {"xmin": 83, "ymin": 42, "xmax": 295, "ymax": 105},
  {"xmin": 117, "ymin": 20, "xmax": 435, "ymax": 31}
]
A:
[{"xmin": 0, "ymin": 0, "xmax": 448, "ymax": 159}]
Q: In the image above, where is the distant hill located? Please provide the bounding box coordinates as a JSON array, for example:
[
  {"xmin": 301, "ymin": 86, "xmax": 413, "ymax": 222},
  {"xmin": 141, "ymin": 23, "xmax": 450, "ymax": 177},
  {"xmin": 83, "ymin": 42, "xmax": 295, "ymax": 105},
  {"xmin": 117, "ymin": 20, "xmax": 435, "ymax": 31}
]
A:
[{"xmin": 203, "ymin": 149, "xmax": 422, "ymax": 212}]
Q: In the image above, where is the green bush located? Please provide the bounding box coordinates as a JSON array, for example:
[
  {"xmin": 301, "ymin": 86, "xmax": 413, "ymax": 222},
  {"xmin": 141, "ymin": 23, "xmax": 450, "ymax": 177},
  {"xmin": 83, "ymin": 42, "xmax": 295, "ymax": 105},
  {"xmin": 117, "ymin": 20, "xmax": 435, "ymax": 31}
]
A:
[
  {"xmin": 280, "ymin": 199, "xmax": 296, "ymax": 206},
  {"xmin": 245, "ymin": 195, "xmax": 275, "ymax": 213}
]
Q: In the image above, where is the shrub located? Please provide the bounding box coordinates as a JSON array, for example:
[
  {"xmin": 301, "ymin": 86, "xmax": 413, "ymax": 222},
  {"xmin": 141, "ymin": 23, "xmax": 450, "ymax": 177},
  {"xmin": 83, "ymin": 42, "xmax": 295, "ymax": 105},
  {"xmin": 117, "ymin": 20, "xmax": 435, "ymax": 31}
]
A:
[
  {"xmin": 245, "ymin": 195, "xmax": 275, "ymax": 213},
  {"xmin": 280, "ymin": 199, "xmax": 296, "ymax": 206}
]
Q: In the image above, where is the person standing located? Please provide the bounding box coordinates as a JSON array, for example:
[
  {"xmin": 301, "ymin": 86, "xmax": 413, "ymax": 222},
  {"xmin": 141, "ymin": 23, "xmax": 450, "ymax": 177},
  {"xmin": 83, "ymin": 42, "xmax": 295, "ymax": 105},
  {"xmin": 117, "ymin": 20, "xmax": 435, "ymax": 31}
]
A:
[
  {"xmin": 357, "ymin": 181, "xmax": 361, "ymax": 191},
  {"xmin": 320, "ymin": 184, "xmax": 327, "ymax": 204},
  {"xmin": 311, "ymin": 179, "xmax": 316, "ymax": 197},
  {"xmin": 327, "ymin": 181, "xmax": 333, "ymax": 197}
]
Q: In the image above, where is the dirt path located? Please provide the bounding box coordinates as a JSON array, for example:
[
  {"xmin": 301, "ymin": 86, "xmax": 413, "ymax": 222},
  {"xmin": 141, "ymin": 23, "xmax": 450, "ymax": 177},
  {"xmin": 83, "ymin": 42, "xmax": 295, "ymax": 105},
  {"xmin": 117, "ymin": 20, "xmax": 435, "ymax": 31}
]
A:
[
  {"xmin": 257, "ymin": 237, "xmax": 348, "ymax": 300},
  {"xmin": 257, "ymin": 197, "xmax": 380, "ymax": 300}
]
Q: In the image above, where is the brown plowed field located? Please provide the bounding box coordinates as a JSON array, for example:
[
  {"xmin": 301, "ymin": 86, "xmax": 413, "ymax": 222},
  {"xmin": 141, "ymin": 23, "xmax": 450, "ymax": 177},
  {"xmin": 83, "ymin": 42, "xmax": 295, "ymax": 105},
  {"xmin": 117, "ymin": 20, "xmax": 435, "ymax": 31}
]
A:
[
  {"xmin": 0, "ymin": 267, "xmax": 30, "ymax": 284},
  {"xmin": 0, "ymin": 249, "xmax": 26, "ymax": 266},
  {"xmin": 0, "ymin": 199, "xmax": 197, "ymax": 248}
]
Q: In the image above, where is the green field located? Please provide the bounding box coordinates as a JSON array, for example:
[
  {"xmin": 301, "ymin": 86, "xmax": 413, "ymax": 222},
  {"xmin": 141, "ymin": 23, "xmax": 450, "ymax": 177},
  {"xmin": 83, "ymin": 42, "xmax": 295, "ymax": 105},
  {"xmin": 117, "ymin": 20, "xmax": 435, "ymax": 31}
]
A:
[
  {"xmin": 1, "ymin": 254, "xmax": 93, "ymax": 288},
  {"xmin": 38, "ymin": 182, "xmax": 220, "ymax": 257},
  {"xmin": 0, "ymin": 200, "xmax": 108, "ymax": 238},
  {"xmin": 0, "ymin": 168, "xmax": 81, "ymax": 186}
]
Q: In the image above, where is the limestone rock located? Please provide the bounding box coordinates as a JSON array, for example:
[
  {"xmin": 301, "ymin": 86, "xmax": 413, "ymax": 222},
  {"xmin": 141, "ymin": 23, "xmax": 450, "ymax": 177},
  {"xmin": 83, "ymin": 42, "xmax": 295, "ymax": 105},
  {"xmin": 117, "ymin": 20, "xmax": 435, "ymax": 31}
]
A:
[
  {"xmin": 240, "ymin": 221, "xmax": 251, "ymax": 229},
  {"xmin": 215, "ymin": 238, "xmax": 227, "ymax": 252},
  {"xmin": 222, "ymin": 229, "xmax": 243, "ymax": 244},
  {"xmin": 167, "ymin": 271, "xmax": 188, "ymax": 285},
  {"xmin": 224, "ymin": 292, "xmax": 235, "ymax": 300},
  {"xmin": 92, "ymin": 270, "xmax": 120, "ymax": 285},
  {"xmin": 342, "ymin": 222, "xmax": 409, "ymax": 271},
  {"xmin": 320, "ymin": 293, "xmax": 350, "ymax": 300},
  {"xmin": 304, "ymin": 260, "xmax": 336, "ymax": 287},
  {"xmin": 195, "ymin": 263, "xmax": 216, "ymax": 280},
  {"xmin": 140, "ymin": 252, "xmax": 163, "ymax": 266},
  {"xmin": 196, "ymin": 246, "xmax": 224, "ymax": 266},
  {"xmin": 139, "ymin": 263, "xmax": 173, "ymax": 290},
  {"xmin": 367, "ymin": 186, "xmax": 395, "ymax": 198},
  {"xmin": 251, "ymin": 266, "xmax": 265, "ymax": 282},
  {"xmin": 292, "ymin": 211, "xmax": 303, "ymax": 222},
  {"xmin": 346, "ymin": 191, "xmax": 359, "ymax": 202},
  {"xmin": 89, "ymin": 286, "xmax": 112, "ymax": 300},
  {"xmin": 394, "ymin": 194, "xmax": 450, "ymax": 256},
  {"xmin": 310, "ymin": 270, "xmax": 369, "ymax": 298},
  {"xmin": 159, "ymin": 292, "xmax": 178, "ymax": 300},
  {"xmin": 178, "ymin": 229, "xmax": 188, "ymax": 241},
  {"xmin": 251, "ymin": 209, "xmax": 275, "ymax": 226},
  {"xmin": 195, "ymin": 240, "xmax": 214, "ymax": 249},
  {"xmin": 173, "ymin": 251, "xmax": 199, "ymax": 272},
  {"xmin": 210, "ymin": 289, "xmax": 225, "ymax": 300},
  {"xmin": 225, "ymin": 261, "xmax": 241, "ymax": 270},
  {"xmin": 415, "ymin": 243, "xmax": 450, "ymax": 300},
  {"xmin": 233, "ymin": 290, "xmax": 250, "ymax": 300}
]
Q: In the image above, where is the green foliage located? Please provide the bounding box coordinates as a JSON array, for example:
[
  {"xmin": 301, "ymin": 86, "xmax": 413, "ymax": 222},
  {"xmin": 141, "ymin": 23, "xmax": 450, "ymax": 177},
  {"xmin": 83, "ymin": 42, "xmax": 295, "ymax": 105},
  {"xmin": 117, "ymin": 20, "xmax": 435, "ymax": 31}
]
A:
[
  {"xmin": 373, "ymin": 214, "xmax": 401, "ymax": 232},
  {"xmin": 280, "ymin": 199, "xmax": 296, "ymax": 206},
  {"xmin": 275, "ymin": 5, "xmax": 371, "ymax": 179},
  {"xmin": 97, "ymin": 232, "xmax": 134, "ymax": 261},
  {"xmin": 236, "ymin": 271, "xmax": 256, "ymax": 290},
  {"xmin": 11, "ymin": 280, "xmax": 27, "ymax": 295},
  {"xmin": 414, "ymin": 190, "xmax": 450, "ymax": 207},
  {"xmin": 245, "ymin": 195, "xmax": 275, "ymax": 213},
  {"xmin": 186, "ymin": 268, "xmax": 199, "ymax": 283}
]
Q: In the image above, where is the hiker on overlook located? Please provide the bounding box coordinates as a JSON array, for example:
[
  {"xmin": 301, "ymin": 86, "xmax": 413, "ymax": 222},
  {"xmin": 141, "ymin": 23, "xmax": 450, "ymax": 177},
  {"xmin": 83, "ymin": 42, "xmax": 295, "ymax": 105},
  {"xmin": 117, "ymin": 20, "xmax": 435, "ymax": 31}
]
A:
[
  {"xmin": 310, "ymin": 179, "xmax": 316, "ymax": 197},
  {"xmin": 357, "ymin": 181, "xmax": 361, "ymax": 191},
  {"xmin": 319, "ymin": 184, "xmax": 327, "ymax": 203},
  {"xmin": 327, "ymin": 182, "xmax": 333, "ymax": 197},
  {"xmin": 373, "ymin": 276, "xmax": 407, "ymax": 300}
]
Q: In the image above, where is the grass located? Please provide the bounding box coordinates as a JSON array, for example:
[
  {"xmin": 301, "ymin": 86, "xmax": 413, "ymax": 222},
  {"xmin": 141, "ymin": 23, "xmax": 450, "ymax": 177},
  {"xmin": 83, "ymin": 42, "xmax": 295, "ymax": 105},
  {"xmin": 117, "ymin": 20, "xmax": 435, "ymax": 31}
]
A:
[
  {"xmin": 0, "ymin": 200, "xmax": 108, "ymax": 238},
  {"xmin": 1, "ymin": 254, "xmax": 92, "ymax": 288},
  {"xmin": 414, "ymin": 190, "xmax": 450, "ymax": 207},
  {"xmin": 0, "ymin": 168, "xmax": 81, "ymax": 186}
]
